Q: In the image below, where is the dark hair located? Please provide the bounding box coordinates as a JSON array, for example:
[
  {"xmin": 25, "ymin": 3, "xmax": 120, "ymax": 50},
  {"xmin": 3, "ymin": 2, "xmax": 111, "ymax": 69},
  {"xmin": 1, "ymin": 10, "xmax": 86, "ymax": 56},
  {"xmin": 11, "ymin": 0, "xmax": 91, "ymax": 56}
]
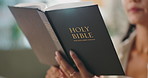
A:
[{"xmin": 122, "ymin": 24, "xmax": 136, "ymax": 42}]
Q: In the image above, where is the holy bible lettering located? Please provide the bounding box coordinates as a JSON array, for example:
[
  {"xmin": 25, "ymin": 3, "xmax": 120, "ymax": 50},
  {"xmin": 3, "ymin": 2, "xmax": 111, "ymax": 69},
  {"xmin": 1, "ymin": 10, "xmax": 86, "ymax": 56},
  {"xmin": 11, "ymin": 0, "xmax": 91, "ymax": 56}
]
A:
[{"xmin": 68, "ymin": 26, "xmax": 95, "ymax": 41}]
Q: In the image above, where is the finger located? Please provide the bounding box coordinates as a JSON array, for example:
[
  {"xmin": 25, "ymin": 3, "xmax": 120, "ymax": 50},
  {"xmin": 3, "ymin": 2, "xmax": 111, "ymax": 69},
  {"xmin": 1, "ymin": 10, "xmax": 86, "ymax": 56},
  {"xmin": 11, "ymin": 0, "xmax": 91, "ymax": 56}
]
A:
[
  {"xmin": 55, "ymin": 51, "xmax": 75, "ymax": 77},
  {"xmin": 60, "ymin": 65, "xmax": 79, "ymax": 78},
  {"xmin": 48, "ymin": 66, "xmax": 59, "ymax": 73},
  {"xmin": 59, "ymin": 69, "xmax": 67, "ymax": 78},
  {"xmin": 55, "ymin": 56, "xmax": 71, "ymax": 77},
  {"xmin": 46, "ymin": 66, "xmax": 61, "ymax": 77},
  {"xmin": 47, "ymin": 66, "xmax": 58, "ymax": 74},
  {"xmin": 55, "ymin": 56, "xmax": 69, "ymax": 77},
  {"xmin": 70, "ymin": 50, "xmax": 91, "ymax": 76},
  {"xmin": 59, "ymin": 65, "xmax": 70, "ymax": 77}
]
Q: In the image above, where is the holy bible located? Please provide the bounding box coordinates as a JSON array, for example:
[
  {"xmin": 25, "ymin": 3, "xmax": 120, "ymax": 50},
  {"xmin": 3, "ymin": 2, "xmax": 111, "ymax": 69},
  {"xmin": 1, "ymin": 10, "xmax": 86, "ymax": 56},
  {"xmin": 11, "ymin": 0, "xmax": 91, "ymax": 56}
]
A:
[{"xmin": 9, "ymin": 1, "xmax": 125, "ymax": 75}]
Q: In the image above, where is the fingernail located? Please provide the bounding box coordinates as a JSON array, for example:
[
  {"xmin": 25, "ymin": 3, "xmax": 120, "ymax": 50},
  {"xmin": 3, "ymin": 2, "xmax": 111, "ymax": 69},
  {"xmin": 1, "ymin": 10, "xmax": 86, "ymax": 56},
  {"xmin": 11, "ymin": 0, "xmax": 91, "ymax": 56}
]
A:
[
  {"xmin": 70, "ymin": 50, "xmax": 75, "ymax": 56},
  {"xmin": 55, "ymin": 51, "xmax": 59, "ymax": 56},
  {"xmin": 55, "ymin": 51, "xmax": 61, "ymax": 59}
]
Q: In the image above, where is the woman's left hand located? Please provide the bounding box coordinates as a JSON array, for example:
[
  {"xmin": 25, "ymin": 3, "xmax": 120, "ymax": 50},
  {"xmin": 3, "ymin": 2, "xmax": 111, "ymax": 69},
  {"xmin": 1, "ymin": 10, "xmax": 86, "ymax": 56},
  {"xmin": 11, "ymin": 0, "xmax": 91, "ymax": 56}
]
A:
[{"xmin": 55, "ymin": 50, "xmax": 94, "ymax": 78}]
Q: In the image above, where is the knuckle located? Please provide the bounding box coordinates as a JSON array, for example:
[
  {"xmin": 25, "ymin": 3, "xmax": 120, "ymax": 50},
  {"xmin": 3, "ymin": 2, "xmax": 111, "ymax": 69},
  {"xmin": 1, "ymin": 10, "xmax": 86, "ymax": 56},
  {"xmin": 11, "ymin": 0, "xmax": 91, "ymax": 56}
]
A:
[
  {"xmin": 53, "ymin": 69, "xmax": 59, "ymax": 72},
  {"xmin": 50, "ymin": 66, "xmax": 56, "ymax": 70},
  {"xmin": 46, "ymin": 69, "xmax": 51, "ymax": 74},
  {"xmin": 48, "ymin": 66, "xmax": 59, "ymax": 73}
]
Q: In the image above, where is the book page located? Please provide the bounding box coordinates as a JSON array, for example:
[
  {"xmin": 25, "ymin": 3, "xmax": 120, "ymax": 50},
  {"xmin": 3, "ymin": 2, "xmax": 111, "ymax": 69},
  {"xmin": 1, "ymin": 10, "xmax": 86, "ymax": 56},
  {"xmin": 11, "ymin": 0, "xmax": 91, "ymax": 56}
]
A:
[
  {"xmin": 45, "ymin": 1, "xmax": 94, "ymax": 11},
  {"xmin": 14, "ymin": 3, "xmax": 47, "ymax": 11},
  {"xmin": 14, "ymin": 1, "xmax": 94, "ymax": 12}
]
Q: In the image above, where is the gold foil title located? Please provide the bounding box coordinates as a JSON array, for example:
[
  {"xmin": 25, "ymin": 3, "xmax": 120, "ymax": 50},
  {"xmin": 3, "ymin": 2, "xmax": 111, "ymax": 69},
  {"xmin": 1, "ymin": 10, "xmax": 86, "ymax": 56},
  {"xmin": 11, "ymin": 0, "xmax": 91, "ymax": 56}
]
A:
[{"xmin": 69, "ymin": 26, "xmax": 95, "ymax": 42}]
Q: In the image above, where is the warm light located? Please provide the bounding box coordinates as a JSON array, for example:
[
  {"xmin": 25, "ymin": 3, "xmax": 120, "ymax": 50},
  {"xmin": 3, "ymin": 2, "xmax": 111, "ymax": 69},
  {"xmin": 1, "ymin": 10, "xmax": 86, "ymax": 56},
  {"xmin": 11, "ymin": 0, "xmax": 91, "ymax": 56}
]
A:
[{"xmin": 81, "ymin": 0, "xmax": 103, "ymax": 6}]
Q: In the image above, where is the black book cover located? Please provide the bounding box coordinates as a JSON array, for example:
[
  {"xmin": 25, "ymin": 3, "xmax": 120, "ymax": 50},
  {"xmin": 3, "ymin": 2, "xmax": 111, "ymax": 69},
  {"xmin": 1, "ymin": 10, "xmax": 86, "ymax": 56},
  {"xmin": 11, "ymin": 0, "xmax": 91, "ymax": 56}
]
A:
[{"xmin": 45, "ymin": 5, "xmax": 125, "ymax": 75}]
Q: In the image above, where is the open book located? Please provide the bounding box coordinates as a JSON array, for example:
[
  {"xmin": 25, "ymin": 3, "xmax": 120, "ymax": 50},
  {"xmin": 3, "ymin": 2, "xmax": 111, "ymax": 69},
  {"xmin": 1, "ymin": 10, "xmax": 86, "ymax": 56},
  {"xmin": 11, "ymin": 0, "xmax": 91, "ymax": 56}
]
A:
[
  {"xmin": 14, "ymin": 1, "xmax": 94, "ymax": 12},
  {"xmin": 9, "ymin": 1, "xmax": 125, "ymax": 75}
]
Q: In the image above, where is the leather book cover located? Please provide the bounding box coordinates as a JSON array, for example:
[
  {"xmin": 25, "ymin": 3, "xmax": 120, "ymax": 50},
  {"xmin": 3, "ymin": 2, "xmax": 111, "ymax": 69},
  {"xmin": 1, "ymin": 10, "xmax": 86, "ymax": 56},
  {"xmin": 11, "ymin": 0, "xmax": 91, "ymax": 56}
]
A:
[{"xmin": 45, "ymin": 5, "xmax": 125, "ymax": 75}]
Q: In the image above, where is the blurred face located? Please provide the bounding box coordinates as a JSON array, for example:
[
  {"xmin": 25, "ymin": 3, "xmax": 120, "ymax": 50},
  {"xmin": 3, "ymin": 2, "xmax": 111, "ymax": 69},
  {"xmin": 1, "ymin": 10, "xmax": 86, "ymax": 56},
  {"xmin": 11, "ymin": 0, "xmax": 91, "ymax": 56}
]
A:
[{"xmin": 122, "ymin": 0, "xmax": 148, "ymax": 25}]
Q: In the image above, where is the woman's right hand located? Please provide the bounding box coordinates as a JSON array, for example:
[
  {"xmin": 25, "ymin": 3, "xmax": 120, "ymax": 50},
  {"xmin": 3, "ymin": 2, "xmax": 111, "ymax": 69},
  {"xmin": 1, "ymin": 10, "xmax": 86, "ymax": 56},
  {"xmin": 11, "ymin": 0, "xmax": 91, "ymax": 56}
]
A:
[
  {"xmin": 45, "ymin": 50, "xmax": 100, "ymax": 78},
  {"xmin": 45, "ymin": 66, "xmax": 67, "ymax": 78}
]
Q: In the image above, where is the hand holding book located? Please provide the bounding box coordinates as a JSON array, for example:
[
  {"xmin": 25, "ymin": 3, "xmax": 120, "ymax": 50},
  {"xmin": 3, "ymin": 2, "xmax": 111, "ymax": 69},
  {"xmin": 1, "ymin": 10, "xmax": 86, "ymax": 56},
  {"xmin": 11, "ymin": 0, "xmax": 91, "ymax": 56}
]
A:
[
  {"xmin": 9, "ymin": 1, "xmax": 124, "ymax": 75},
  {"xmin": 55, "ymin": 50, "xmax": 94, "ymax": 78},
  {"xmin": 46, "ymin": 50, "xmax": 100, "ymax": 78}
]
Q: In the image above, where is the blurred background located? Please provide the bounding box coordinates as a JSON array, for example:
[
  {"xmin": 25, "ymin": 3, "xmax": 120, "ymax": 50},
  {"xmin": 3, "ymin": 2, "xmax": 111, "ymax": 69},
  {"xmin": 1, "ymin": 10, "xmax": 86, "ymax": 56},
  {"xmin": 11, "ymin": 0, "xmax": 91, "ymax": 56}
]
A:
[{"xmin": 0, "ymin": 0, "xmax": 129, "ymax": 78}]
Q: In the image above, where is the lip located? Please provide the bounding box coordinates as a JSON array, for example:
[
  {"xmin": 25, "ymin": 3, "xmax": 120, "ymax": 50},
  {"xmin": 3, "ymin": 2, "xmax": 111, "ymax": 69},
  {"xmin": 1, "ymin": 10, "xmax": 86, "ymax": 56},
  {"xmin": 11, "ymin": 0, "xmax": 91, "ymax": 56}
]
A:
[{"xmin": 128, "ymin": 7, "xmax": 143, "ymax": 13}]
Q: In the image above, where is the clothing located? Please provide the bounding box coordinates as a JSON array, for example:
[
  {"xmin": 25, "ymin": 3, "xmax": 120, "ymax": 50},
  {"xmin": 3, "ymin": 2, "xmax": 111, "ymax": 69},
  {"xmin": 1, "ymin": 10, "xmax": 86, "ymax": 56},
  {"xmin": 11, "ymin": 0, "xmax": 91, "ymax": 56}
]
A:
[
  {"xmin": 101, "ymin": 31, "xmax": 136, "ymax": 78},
  {"xmin": 116, "ymin": 31, "xmax": 136, "ymax": 72}
]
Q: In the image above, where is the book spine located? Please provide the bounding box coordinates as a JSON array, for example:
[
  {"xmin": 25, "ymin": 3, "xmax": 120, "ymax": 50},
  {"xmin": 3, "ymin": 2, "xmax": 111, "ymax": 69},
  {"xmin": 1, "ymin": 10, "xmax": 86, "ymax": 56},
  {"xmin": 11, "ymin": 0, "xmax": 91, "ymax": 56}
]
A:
[{"xmin": 37, "ymin": 11, "xmax": 66, "ymax": 56}]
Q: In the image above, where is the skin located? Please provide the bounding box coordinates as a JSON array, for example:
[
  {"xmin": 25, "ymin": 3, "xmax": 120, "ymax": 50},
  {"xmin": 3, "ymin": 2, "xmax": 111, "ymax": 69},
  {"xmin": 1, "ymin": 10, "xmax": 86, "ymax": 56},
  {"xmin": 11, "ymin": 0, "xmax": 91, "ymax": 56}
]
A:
[
  {"xmin": 45, "ymin": 50, "xmax": 94, "ymax": 78},
  {"xmin": 45, "ymin": 0, "xmax": 148, "ymax": 78},
  {"xmin": 122, "ymin": 0, "xmax": 148, "ymax": 78}
]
